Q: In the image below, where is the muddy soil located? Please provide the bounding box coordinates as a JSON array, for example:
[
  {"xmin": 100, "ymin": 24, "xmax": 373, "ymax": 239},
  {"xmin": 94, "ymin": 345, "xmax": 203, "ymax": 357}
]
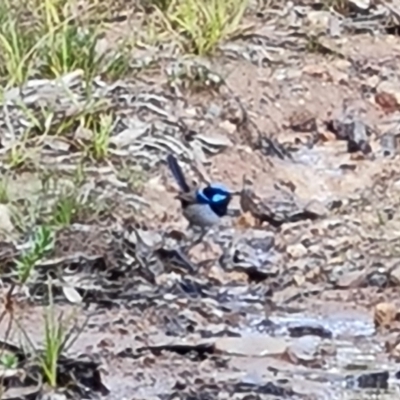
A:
[{"xmin": 3, "ymin": 1, "xmax": 400, "ymax": 399}]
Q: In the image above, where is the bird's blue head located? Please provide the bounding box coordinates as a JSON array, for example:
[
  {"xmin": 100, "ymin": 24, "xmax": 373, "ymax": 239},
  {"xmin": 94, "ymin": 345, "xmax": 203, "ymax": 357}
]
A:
[{"xmin": 196, "ymin": 183, "xmax": 232, "ymax": 217}]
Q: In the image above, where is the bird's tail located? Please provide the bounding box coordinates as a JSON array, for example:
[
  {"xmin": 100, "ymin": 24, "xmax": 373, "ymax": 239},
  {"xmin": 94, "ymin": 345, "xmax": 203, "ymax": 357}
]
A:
[{"xmin": 167, "ymin": 154, "xmax": 191, "ymax": 193}]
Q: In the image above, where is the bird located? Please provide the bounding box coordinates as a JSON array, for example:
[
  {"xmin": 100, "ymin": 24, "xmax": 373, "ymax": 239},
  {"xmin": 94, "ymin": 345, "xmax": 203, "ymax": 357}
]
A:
[{"xmin": 166, "ymin": 154, "xmax": 235, "ymax": 232}]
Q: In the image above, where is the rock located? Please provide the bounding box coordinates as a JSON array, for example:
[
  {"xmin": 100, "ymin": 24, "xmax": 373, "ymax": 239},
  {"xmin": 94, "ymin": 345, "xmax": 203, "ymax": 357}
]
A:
[
  {"xmin": 304, "ymin": 199, "xmax": 328, "ymax": 218},
  {"xmin": 285, "ymin": 335, "xmax": 323, "ymax": 366},
  {"xmin": 109, "ymin": 122, "xmax": 149, "ymax": 148},
  {"xmin": 346, "ymin": 370, "xmax": 389, "ymax": 390},
  {"xmin": 349, "ymin": 0, "xmax": 371, "ymax": 11},
  {"xmin": 347, "ymin": 120, "xmax": 371, "ymax": 154},
  {"xmin": 206, "ymin": 103, "xmax": 222, "ymax": 118},
  {"xmin": 219, "ymin": 120, "xmax": 237, "ymax": 135},
  {"xmin": 375, "ymin": 91, "xmax": 399, "ymax": 114},
  {"xmin": 293, "ymin": 273, "xmax": 306, "ymax": 287},
  {"xmin": 335, "ymin": 270, "xmax": 367, "ymax": 289},
  {"xmin": 328, "ymin": 15, "xmax": 342, "ymax": 38},
  {"xmin": 374, "ymin": 302, "xmax": 398, "ymax": 329},
  {"xmin": 287, "ymin": 243, "xmax": 307, "ymax": 259},
  {"xmin": 385, "ymin": 333, "xmax": 400, "ymax": 360},
  {"xmin": 389, "ymin": 263, "xmax": 400, "ymax": 285},
  {"xmin": 222, "ymin": 231, "xmax": 280, "ymax": 282},
  {"xmin": 306, "ymin": 11, "xmax": 331, "ymax": 31},
  {"xmin": 240, "ymin": 179, "xmax": 325, "ymax": 228},
  {"xmin": 214, "ymin": 335, "xmax": 289, "ymax": 357},
  {"xmin": 288, "ymin": 110, "xmax": 317, "ymax": 133},
  {"xmin": 288, "ymin": 324, "xmax": 332, "ymax": 339},
  {"xmin": 36, "ymin": 391, "xmax": 68, "ymax": 400},
  {"xmin": 196, "ymin": 132, "xmax": 233, "ymax": 148},
  {"xmin": 305, "ymin": 266, "xmax": 322, "ymax": 282},
  {"xmin": 302, "ymin": 64, "xmax": 330, "ymax": 80},
  {"xmin": 367, "ymin": 270, "xmax": 388, "ymax": 288},
  {"xmin": 233, "ymin": 381, "xmax": 296, "ymax": 397},
  {"xmin": 325, "ymin": 111, "xmax": 372, "ymax": 154},
  {"xmin": 391, "ymin": 341, "xmax": 400, "ymax": 361},
  {"xmin": 376, "ymin": 82, "xmax": 400, "ymax": 109},
  {"xmin": 380, "ymin": 133, "xmax": 397, "ymax": 157}
]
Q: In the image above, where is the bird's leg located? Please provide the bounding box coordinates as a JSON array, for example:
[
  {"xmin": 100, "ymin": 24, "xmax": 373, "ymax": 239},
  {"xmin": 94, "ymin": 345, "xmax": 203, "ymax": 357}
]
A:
[
  {"xmin": 199, "ymin": 228, "xmax": 215, "ymax": 254},
  {"xmin": 191, "ymin": 229, "xmax": 204, "ymax": 246},
  {"xmin": 188, "ymin": 225, "xmax": 213, "ymax": 253},
  {"xmin": 187, "ymin": 222, "xmax": 204, "ymax": 244}
]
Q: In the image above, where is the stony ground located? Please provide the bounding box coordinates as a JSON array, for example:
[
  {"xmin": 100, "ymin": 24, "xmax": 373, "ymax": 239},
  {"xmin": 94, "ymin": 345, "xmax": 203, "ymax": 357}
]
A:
[{"xmin": 2, "ymin": 0, "xmax": 400, "ymax": 399}]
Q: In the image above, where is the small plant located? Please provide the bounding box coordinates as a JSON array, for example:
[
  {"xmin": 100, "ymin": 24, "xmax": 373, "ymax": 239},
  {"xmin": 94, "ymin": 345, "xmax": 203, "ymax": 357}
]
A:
[
  {"xmin": 0, "ymin": 353, "xmax": 18, "ymax": 369},
  {"xmin": 0, "ymin": 0, "xmax": 38, "ymax": 86},
  {"xmin": 45, "ymin": 173, "xmax": 108, "ymax": 227},
  {"xmin": 16, "ymin": 225, "xmax": 54, "ymax": 285},
  {"xmin": 101, "ymin": 44, "xmax": 133, "ymax": 82},
  {"xmin": 0, "ymin": 0, "xmax": 132, "ymax": 88},
  {"xmin": 323, "ymin": 0, "xmax": 350, "ymax": 15},
  {"xmin": 17, "ymin": 280, "xmax": 86, "ymax": 387},
  {"xmin": 0, "ymin": 179, "xmax": 10, "ymax": 203},
  {"xmin": 50, "ymin": 184, "xmax": 100, "ymax": 227},
  {"xmin": 5, "ymin": 142, "xmax": 29, "ymax": 170},
  {"xmin": 9, "ymin": 200, "xmax": 39, "ymax": 236},
  {"xmin": 166, "ymin": 0, "xmax": 249, "ymax": 55},
  {"xmin": 87, "ymin": 113, "xmax": 114, "ymax": 161},
  {"xmin": 40, "ymin": 286, "xmax": 74, "ymax": 387},
  {"xmin": 72, "ymin": 160, "xmax": 86, "ymax": 187},
  {"xmin": 39, "ymin": 0, "xmax": 132, "ymax": 82},
  {"xmin": 50, "ymin": 189, "xmax": 81, "ymax": 227}
]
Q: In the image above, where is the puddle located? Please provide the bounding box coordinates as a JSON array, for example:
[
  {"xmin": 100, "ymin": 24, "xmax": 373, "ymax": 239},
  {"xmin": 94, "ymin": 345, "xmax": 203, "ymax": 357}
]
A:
[
  {"xmin": 292, "ymin": 145, "xmax": 349, "ymax": 177},
  {"xmin": 223, "ymin": 308, "xmax": 400, "ymax": 399},
  {"xmin": 267, "ymin": 312, "xmax": 375, "ymax": 338}
]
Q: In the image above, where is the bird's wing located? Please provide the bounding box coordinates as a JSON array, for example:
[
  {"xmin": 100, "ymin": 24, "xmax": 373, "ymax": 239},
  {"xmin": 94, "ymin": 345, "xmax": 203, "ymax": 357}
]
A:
[{"xmin": 175, "ymin": 191, "xmax": 197, "ymax": 208}]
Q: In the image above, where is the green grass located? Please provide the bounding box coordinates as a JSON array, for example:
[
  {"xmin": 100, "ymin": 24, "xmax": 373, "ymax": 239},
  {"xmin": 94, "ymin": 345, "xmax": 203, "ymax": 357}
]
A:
[
  {"xmin": 159, "ymin": 0, "xmax": 249, "ymax": 55},
  {"xmin": 49, "ymin": 186, "xmax": 92, "ymax": 227},
  {"xmin": 16, "ymin": 279, "xmax": 87, "ymax": 388},
  {"xmin": 39, "ymin": 284, "xmax": 79, "ymax": 387},
  {"xmin": 0, "ymin": 0, "xmax": 131, "ymax": 88},
  {"xmin": 47, "ymin": 178, "xmax": 109, "ymax": 228},
  {"xmin": 0, "ymin": 0, "xmax": 250, "ymax": 85},
  {"xmin": 84, "ymin": 112, "xmax": 114, "ymax": 162},
  {"xmin": 16, "ymin": 225, "xmax": 54, "ymax": 284},
  {"xmin": 174, "ymin": 0, "xmax": 248, "ymax": 55},
  {"xmin": 0, "ymin": 180, "xmax": 10, "ymax": 204},
  {"xmin": 4, "ymin": 141, "xmax": 30, "ymax": 170},
  {"xmin": 0, "ymin": 353, "xmax": 18, "ymax": 369}
]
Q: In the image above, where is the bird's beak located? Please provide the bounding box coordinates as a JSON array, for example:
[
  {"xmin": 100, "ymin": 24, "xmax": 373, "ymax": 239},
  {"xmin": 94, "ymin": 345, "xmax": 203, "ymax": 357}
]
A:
[{"xmin": 229, "ymin": 190, "xmax": 242, "ymax": 196}]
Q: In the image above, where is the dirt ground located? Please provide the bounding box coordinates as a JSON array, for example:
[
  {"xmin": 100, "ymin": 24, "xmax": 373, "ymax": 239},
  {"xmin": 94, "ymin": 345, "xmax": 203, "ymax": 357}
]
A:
[{"xmin": 3, "ymin": 0, "xmax": 400, "ymax": 399}]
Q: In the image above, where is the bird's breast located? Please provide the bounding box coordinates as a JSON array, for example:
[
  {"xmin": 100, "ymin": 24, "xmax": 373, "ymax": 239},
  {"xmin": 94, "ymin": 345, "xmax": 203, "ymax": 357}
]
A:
[{"xmin": 183, "ymin": 203, "xmax": 220, "ymax": 227}]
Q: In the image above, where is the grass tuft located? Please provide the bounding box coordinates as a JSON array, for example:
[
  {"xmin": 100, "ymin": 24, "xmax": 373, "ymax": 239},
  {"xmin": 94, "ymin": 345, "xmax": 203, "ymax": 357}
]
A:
[
  {"xmin": 16, "ymin": 279, "xmax": 87, "ymax": 388},
  {"xmin": 0, "ymin": 0, "xmax": 132, "ymax": 88},
  {"xmin": 16, "ymin": 225, "xmax": 54, "ymax": 285},
  {"xmin": 164, "ymin": 0, "xmax": 249, "ymax": 55},
  {"xmin": 85, "ymin": 112, "xmax": 114, "ymax": 162}
]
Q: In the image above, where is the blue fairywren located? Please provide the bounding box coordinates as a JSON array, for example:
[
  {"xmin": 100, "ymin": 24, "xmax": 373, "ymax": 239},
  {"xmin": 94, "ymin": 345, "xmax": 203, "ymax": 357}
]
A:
[{"xmin": 167, "ymin": 154, "xmax": 234, "ymax": 231}]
